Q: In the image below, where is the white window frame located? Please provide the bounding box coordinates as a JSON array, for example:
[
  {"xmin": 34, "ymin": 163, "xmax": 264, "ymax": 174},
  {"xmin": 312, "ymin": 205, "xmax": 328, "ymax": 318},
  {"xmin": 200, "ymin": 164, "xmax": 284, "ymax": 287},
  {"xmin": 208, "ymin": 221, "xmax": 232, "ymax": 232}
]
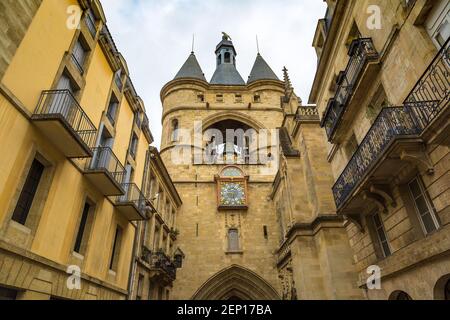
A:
[
  {"xmin": 425, "ymin": 0, "xmax": 450, "ymax": 49},
  {"xmin": 371, "ymin": 211, "xmax": 391, "ymax": 258},
  {"xmin": 408, "ymin": 176, "xmax": 440, "ymax": 235}
]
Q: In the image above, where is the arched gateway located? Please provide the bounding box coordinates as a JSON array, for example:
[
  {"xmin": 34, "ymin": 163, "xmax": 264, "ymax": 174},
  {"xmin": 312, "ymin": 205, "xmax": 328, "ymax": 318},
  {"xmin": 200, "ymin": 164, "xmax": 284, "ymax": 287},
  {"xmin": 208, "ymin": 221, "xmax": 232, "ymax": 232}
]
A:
[{"xmin": 191, "ymin": 265, "xmax": 281, "ymax": 300}]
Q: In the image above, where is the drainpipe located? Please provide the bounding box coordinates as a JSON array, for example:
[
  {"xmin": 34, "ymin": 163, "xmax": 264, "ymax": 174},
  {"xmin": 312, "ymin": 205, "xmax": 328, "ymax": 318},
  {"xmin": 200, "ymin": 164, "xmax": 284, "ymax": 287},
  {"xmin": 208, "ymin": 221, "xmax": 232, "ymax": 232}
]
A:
[{"xmin": 126, "ymin": 220, "xmax": 140, "ymax": 300}]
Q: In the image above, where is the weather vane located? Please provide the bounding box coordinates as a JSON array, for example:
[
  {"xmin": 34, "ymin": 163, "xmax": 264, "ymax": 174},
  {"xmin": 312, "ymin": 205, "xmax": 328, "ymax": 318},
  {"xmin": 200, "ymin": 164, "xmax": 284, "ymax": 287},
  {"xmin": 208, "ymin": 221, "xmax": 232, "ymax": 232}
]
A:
[{"xmin": 222, "ymin": 32, "xmax": 232, "ymax": 41}]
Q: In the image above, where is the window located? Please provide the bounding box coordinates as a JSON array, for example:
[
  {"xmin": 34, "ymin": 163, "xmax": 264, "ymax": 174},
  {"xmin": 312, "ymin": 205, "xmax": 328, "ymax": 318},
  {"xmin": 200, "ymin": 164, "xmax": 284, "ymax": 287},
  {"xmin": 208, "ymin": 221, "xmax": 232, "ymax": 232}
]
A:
[
  {"xmin": 0, "ymin": 287, "xmax": 18, "ymax": 300},
  {"xmin": 345, "ymin": 21, "xmax": 361, "ymax": 47},
  {"xmin": 366, "ymin": 85, "xmax": 389, "ymax": 123},
  {"xmin": 72, "ymin": 37, "xmax": 88, "ymax": 73},
  {"xmin": 224, "ymin": 52, "xmax": 231, "ymax": 63},
  {"xmin": 158, "ymin": 287, "xmax": 164, "ymax": 300},
  {"xmin": 153, "ymin": 224, "xmax": 161, "ymax": 251},
  {"xmin": 106, "ymin": 95, "xmax": 119, "ymax": 126},
  {"xmin": 136, "ymin": 274, "xmax": 144, "ymax": 300},
  {"xmin": 395, "ymin": 291, "xmax": 413, "ymax": 300},
  {"xmin": 73, "ymin": 201, "xmax": 94, "ymax": 255},
  {"xmin": 228, "ymin": 229, "xmax": 240, "ymax": 252},
  {"xmin": 171, "ymin": 119, "xmax": 179, "ymax": 142},
  {"xmin": 130, "ymin": 133, "xmax": 138, "ymax": 158},
  {"xmin": 263, "ymin": 226, "xmax": 268, "ymax": 239},
  {"xmin": 166, "ymin": 289, "xmax": 170, "ymax": 300},
  {"xmin": 408, "ymin": 176, "xmax": 440, "ymax": 235},
  {"xmin": 253, "ymin": 94, "xmax": 261, "ymax": 103},
  {"xmin": 344, "ymin": 133, "xmax": 359, "ymax": 159},
  {"xmin": 197, "ymin": 94, "xmax": 205, "ymax": 102},
  {"xmin": 216, "ymin": 94, "xmax": 224, "ymax": 103},
  {"xmin": 12, "ymin": 159, "xmax": 45, "ymax": 225},
  {"xmin": 425, "ymin": 0, "xmax": 450, "ymax": 48},
  {"xmin": 109, "ymin": 226, "xmax": 123, "ymax": 271},
  {"xmin": 371, "ymin": 211, "xmax": 391, "ymax": 258},
  {"xmin": 235, "ymin": 94, "xmax": 243, "ymax": 103}
]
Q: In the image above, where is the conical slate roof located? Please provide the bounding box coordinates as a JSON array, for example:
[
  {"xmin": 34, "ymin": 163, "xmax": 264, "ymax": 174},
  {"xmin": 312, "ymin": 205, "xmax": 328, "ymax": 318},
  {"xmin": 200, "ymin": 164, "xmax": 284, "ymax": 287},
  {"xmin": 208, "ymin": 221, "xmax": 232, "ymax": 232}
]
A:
[
  {"xmin": 174, "ymin": 52, "xmax": 206, "ymax": 81},
  {"xmin": 247, "ymin": 54, "xmax": 279, "ymax": 84},
  {"xmin": 210, "ymin": 64, "xmax": 246, "ymax": 85}
]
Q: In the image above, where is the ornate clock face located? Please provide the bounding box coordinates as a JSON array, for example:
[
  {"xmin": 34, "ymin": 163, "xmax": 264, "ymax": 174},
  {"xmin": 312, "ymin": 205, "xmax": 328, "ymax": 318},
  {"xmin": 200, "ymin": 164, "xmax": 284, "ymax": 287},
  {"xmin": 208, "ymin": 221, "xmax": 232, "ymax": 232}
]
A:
[{"xmin": 220, "ymin": 182, "xmax": 246, "ymax": 207}]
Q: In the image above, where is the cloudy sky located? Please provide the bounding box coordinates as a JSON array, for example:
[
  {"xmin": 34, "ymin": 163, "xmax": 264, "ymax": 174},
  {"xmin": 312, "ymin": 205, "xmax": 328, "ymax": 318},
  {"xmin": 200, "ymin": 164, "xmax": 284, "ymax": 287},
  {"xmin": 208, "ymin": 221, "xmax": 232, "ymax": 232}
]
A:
[{"xmin": 102, "ymin": 0, "xmax": 327, "ymax": 146}]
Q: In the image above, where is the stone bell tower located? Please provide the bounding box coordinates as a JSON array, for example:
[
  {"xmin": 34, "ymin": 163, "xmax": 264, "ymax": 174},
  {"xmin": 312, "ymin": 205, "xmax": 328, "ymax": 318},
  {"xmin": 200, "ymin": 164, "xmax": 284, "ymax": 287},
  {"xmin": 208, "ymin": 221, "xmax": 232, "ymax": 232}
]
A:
[{"xmin": 159, "ymin": 34, "xmax": 286, "ymax": 300}]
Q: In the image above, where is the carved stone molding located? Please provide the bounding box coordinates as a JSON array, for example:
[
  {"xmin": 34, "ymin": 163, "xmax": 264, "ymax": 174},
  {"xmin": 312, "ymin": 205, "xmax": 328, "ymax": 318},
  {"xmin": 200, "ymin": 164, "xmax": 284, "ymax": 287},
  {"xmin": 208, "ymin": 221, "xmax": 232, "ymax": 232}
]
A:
[
  {"xmin": 362, "ymin": 190, "xmax": 387, "ymax": 214},
  {"xmin": 369, "ymin": 184, "xmax": 397, "ymax": 208},
  {"xmin": 400, "ymin": 149, "xmax": 434, "ymax": 175},
  {"xmin": 344, "ymin": 213, "xmax": 365, "ymax": 233}
]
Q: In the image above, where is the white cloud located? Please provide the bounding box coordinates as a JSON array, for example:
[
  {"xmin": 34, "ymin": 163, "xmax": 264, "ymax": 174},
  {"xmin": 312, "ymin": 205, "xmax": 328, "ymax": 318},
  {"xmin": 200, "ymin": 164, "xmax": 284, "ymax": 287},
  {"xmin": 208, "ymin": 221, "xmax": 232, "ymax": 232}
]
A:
[{"xmin": 102, "ymin": 0, "xmax": 327, "ymax": 146}]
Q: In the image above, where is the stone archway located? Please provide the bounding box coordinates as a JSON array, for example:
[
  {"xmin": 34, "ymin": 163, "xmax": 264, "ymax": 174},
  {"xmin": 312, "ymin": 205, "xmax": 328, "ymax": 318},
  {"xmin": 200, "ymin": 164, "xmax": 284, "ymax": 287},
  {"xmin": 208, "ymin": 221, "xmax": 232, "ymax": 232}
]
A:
[
  {"xmin": 434, "ymin": 274, "xmax": 450, "ymax": 300},
  {"xmin": 191, "ymin": 265, "xmax": 280, "ymax": 300}
]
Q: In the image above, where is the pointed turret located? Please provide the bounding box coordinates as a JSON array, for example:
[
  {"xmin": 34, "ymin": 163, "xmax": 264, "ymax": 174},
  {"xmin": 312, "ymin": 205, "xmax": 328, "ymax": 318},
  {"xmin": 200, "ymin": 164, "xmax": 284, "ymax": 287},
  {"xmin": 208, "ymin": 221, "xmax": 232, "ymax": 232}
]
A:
[
  {"xmin": 247, "ymin": 54, "xmax": 279, "ymax": 84},
  {"xmin": 210, "ymin": 34, "xmax": 245, "ymax": 85},
  {"xmin": 174, "ymin": 52, "xmax": 206, "ymax": 81}
]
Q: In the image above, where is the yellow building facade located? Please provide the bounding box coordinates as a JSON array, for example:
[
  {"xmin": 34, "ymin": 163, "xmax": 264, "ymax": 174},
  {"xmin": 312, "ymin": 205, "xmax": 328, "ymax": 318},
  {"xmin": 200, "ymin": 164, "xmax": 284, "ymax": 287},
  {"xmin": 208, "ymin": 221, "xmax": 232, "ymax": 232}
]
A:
[{"xmin": 0, "ymin": 0, "xmax": 170, "ymax": 300}]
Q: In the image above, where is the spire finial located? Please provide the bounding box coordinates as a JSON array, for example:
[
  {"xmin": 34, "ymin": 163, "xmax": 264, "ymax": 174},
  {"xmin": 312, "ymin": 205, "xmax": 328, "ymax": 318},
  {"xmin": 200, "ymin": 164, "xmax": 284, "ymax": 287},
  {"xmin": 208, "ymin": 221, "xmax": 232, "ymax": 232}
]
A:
[
  {"xmin": 283, "ymin": 66, "xmax": 293, "ymax": 97},
  {"xmin": 256, "ymin": 35, "xmax": 260, "ymax": 54},
  {"xmin": 191, "ymin": 34, "xmax": 195, "ymax": 53}
]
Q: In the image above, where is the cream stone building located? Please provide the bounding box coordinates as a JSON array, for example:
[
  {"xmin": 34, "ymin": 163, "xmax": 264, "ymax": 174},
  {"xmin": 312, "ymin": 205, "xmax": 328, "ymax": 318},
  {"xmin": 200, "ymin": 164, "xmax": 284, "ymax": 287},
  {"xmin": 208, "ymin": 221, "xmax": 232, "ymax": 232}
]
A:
[
  {"xmin": 159, "ymin": 33, "xmax": 362, "ymax": 300},
  {"xmin": 310, "ymin": 0, "xmax": 449, "ymax": 300}
]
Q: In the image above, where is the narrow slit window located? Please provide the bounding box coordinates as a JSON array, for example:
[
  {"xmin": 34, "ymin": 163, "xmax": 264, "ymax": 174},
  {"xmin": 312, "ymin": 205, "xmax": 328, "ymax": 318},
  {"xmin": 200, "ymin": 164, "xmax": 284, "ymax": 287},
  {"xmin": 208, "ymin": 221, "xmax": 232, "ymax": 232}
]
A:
[
  {"xmin": 228, "ymin": 229, "xmax": 240, "ymax": 252},
  {"xmin": 73, "ymin": 201, "xmax": 93, "ymax": 255},
  {"xmin": 371, "ymin": 212, "xmax": 391, "ymax": 258},
  {"xmin": 12, "ymin": 159, "xmax": 45, "ymax": 225},
  {"xmin": 109, "ymin": 226, "xmax": 123, "ymax": 271}
]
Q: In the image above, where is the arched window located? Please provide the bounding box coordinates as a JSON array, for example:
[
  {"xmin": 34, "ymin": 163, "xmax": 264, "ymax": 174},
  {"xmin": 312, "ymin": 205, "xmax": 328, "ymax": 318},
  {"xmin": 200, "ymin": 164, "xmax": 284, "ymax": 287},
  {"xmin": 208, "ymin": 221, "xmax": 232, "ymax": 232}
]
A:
[
  {"xmin": 389, "ymin": 291, "xmax": 413, "ymax": 300},
  {"xmin": 224, "ymin": 52, "xmax": 231, "ymax": 63},
  {"xmin": 221, "ymin": 166, "xmax": 244, "ymax": 177},
  {"xmin": 228, "ymin": 229, "xmax": 240, "ymax": 252},
  {"xmin": 171, "ymin": 119, "xmax": 179, "ymax": 142}
]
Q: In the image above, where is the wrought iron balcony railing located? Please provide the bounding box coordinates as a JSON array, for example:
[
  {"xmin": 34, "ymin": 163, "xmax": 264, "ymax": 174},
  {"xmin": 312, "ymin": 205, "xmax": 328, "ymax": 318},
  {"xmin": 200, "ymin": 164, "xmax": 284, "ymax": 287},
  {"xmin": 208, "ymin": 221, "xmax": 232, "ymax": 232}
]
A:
[
  {"xmin": 33, "ymin": 90, "xmax": 97, "ymax": 150},
  {"xmin": 141, "ymin": 245, "xmax": 152, "ymax": 264},
  {"xmin": 152, "ymin": 251, "xmax": 177, "ymax": 280},
  {"xmin": 332, "ymin": 38, "xmax": 449, "ymax": 210},
  {"xmin": 115, "ymin": 183, "xmax": 147, "ymax": 213},
  {"xmin": 404, "ymin": 38, "xmax": 449, "ymax": 109},
  {"xmin": 85, "ymin": 147, "xmax": 125, "ymax": 185},
  {"xmin": 321, "ymin": 38, "xmax": 379, "ymax": 141},
  {"xmin": 141, "ymin": 249, "xmax": 177, "ymax": 280}
]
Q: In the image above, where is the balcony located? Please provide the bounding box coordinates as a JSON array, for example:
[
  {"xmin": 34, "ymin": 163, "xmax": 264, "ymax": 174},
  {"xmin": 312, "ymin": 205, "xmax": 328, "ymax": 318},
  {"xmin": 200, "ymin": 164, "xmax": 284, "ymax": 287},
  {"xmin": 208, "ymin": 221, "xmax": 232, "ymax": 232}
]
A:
[
  {"xmin": 114, "ymin": 183, "xmax": 148, "ymax": 221},
  {"xmin": 31, "ymin": 90, "xmax": 96, "ymax": 158},
  {"xmin": 141, "ymin": 248, "xmax": 177, "ymax": 281},
  {"xmin": 321, "ymin": 38, "xmax": 380, "ymax": 141},
  {"xmin": 84, "ymin": 147, "xmax": 125, "ymax": 196},
  {"xmin": 332, "ymin": 40, "xmax": 449, "ymax": 215}
]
